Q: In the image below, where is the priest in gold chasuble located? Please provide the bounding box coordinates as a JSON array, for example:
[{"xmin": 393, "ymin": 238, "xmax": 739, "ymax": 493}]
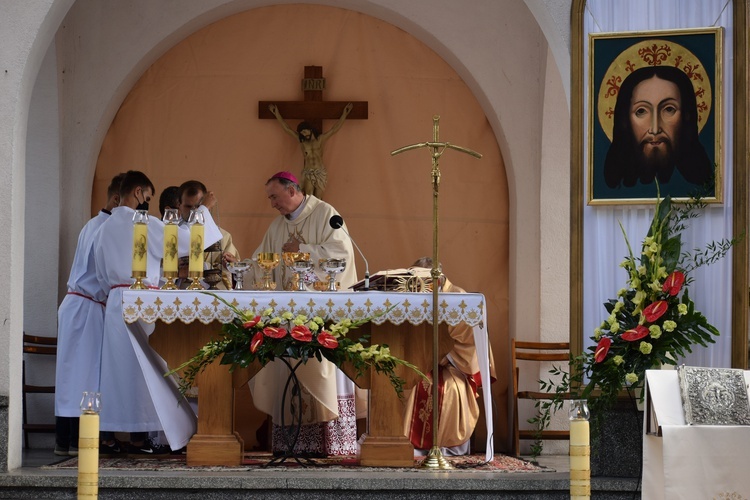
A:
[
  {"xmin": 248, "ymin": 171, "xmax": 359, "ymax": 456},
  {"xmin": 403, "ymin": 267, "xmax": 497, "ymax": 455}
]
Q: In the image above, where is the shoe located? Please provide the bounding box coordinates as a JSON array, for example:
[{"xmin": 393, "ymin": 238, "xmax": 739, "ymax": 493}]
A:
[
  {"xmin": 68, "ymin": 445, "xmax": 79, "ymax": 457},
  {"xmin": 53, "ymin": 444, "xmax": 69, "ymax": 457},
  {"xmin": 125, "ymin": 438, "xmax": 171, "ymax": 457},
  {"xmin": 99, "ymin": 440, "xmax": 123, "ymax": 457}
]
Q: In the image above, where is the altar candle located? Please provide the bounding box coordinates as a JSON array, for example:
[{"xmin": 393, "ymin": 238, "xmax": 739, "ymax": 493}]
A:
[
  {"xmin": 163, "ymin": 223, "xmax": 179, "ymax": 273},
  {"xmin": 77, "ymin": 412, "xmax": 99, "ymax": 498},
  {"xmin": 189, "ymin": 223, "xmax": 204, "ymax": 273},
  {"xmin": 132, "ymin": 222, "xmax": 148, "ymax": 273}
]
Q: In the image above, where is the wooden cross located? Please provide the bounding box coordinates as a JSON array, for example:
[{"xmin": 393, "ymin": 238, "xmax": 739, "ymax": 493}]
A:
[{"xmin": 258, "ymin": 65, "xmax": 368, "ymax": 133}]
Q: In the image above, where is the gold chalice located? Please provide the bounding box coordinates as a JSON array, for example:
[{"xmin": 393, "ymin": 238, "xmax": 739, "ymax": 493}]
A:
[
  {"xmin": 283, "ymin": 252, "xmax": 312, "ymax": 291},
  {"xmin": 256, "ymin": 252, "xmax": 280, "ymax": 290},
  {"xmin": 319, "ymin": 258, "xmax": 346, "ymax": 292}
]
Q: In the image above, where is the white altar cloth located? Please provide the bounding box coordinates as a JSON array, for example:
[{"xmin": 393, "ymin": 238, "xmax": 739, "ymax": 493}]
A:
[
  {"xmin": 122, "ymin": 289, "xmax": 494, "ymax": 461},
  {"xmin": 643, "ymin": 369, "xmax": 750, "ymax": 499}
]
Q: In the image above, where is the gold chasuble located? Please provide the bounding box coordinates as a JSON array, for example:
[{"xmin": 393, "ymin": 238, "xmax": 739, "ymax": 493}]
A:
[
  {"xmin": 404, "ymin": 277, "xmax": 497, "ymax": 450},
  {"xmin": 248, "ymin": 194, "xmax": 358, "ymax": 428}
]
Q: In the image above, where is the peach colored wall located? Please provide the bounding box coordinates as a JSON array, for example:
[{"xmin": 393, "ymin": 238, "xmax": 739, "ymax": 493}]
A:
[{"xmin": 92, "ymin": 5, "xmax": 509, "ymax": 451}]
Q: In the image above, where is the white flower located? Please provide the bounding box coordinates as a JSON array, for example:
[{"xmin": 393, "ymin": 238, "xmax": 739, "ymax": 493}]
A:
[{"xmin": 625, "ymin": 372, "xmax": 639, "ymax": 384}]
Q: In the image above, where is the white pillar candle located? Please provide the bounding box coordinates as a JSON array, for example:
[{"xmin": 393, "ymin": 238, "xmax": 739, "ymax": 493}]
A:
[{"xmin": 77, "ymin": 412, "xmax": 99, "ymax": 498}]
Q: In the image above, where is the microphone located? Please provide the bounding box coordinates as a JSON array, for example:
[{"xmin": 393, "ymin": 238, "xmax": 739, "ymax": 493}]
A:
[{"xmin": 329, "ymin": 215, "xmax": 370, "ymax": 290}]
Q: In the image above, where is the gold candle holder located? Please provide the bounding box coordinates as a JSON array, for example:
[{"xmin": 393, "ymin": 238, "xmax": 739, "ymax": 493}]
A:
[
  {"xmin": 131, "ymin": 209, "xmax": 149, "ymax": 289},
  {"xmin": 161, "ymin": 271, "xmax": 178, "ymax": 290},
  {"xmin": 187, "ymin": 270, "xmax": 204, "ymax": 290},
  {"xmin": 569, "ymin": 399, "xmax": 591, "ymax": 499},
  {"xmin": 78, "ymin": 391, "xmax": 101, "ymax": 499}
]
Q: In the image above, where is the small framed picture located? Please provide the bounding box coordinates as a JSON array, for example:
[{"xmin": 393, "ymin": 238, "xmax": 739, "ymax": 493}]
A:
[{"xmin": 588, "ymin": 27, "xmax": 723, "ymax": 205}]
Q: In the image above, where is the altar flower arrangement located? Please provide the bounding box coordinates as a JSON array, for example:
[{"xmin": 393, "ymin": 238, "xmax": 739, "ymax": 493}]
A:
[
  {"xmin": 529, "ymin": 193, "xmax": 739, "ymax": 458},
  {"xmin": 167, "ymin": 293, "xmax": 424, "ymax": 397},
  {"xmin": 578, "ymin": 194, "xmax": 735, "ymax": 414}
]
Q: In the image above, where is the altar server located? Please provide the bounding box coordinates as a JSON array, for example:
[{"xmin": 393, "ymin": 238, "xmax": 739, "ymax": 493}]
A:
[
  {"xmin": 93, "ymin": 170, "xmax": 222, "ymax": 454},
  {"xmin": 54, "ymin": 173, "xmax": 124, "ymax": 456},
  {"xmin": 248, "ymin": 171, "xmax": 359, "ymax": 456}
]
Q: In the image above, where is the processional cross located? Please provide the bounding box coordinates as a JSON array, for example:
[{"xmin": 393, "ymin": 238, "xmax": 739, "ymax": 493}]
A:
[{"xmin": 391, "ymin": 115, "xmax": 482, "ymax": 470}]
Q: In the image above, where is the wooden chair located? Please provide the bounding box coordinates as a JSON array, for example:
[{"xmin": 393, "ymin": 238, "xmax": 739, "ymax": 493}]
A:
[
  {"xmin": 511, "ymin": 339, "xmax": 571, "ymax": 456},
  {"xmin": 22, "ymin": 333, "xmax": 58, "ymax": 448}
]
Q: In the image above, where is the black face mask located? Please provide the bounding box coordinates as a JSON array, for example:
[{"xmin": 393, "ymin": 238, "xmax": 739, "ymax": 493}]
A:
[{"xmin": 135, "ymin": 194, "xmax": 149, "ymax": 211}]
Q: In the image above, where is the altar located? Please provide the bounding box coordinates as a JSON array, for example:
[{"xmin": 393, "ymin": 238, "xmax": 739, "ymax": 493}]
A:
[{"xmin": 122, "ymin": 289, "xmax": 494, "ymax": 466}]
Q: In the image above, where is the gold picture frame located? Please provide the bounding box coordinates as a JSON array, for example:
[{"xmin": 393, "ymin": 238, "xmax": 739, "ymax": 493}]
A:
[{"xmin": 587, "ymin": 27, "xmax": 723, "ymax": 205}]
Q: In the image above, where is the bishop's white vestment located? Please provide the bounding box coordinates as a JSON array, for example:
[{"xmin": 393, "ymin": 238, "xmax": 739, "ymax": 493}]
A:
[
  {"xmin": 55, "ymin": 210, "xmax": 110, "ymax": 417},
  {"xmin": 93, "ymin": 205, "xmax": 221, "ymax": 450},
  {"xmin": 248, "ymin": 195, "xmax": 360, "ymax": 455}
]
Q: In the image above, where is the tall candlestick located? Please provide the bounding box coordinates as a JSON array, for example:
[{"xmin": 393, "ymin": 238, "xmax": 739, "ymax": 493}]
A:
[
  {"xmin": 569, "ymin": 399, "xmax": 591, "ymax": 499},
  {"xmin": 160, "ymin": 208, "xmax": 179, "ymax": 290},
  {"xmin": 130, "ymin": 209, "xmax": 149, "ymax": 289},
  {"xmin": 78, "ymin": 392, "xmax": 101, "ymax": 499},
  {"xmin": 132, "ymin": 222, "xmax": 148, "ymax": 273},
  {"xmin": 186, "ymin": 208, "xmax": 204, "ymax": 290}
]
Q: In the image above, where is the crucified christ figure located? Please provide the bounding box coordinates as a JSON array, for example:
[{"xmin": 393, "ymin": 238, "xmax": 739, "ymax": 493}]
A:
[{"xmin": 268, "ymin": 102, "xmax": 353, "ymax": 199}]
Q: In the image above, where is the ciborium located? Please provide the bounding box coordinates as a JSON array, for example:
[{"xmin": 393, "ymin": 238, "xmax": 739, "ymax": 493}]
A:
[
  {"xmin": 256, "ymin": 252, "xmax": 280, "ymax": 290},
  {"xmin": 319, "ymin": 258, "xmax": 346, "ymax": 291},
  {"xmin": 226, "ymin": 259, "xmax": 252, "ymax": 290},
  {"xmin": 283, "ymin": 252, "xmax": 311, "ymax": 291}
]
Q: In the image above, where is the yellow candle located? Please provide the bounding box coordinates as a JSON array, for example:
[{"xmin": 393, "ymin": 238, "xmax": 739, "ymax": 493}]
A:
[
  {"xmin": 132, "ymin": 222, "xmax": 148, "ymax": 273},
  {"xmin": 189, "ymin": 223, "xmax": 204, "ymax": 273},
  {"xmin": 163, "ymin": 224, "xmax": 179, "ymax": 273},
  {"xmin": 570, "ymin": 419, "xmax": 589, "ymax": 446},
  {"xmin": 78, "ymin": 413, "xmax": 99, "ymax": 498}
]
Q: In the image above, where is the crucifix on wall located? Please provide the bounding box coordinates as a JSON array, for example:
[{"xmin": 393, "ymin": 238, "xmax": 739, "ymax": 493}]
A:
[{"xmin": 259, "ymin": 65, "xmax": 368, "ymax": 199}]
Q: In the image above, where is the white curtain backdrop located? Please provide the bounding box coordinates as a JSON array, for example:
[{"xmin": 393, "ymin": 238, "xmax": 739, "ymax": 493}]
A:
[{"xmin": 583, "ymin": 0, "xmax": 735, "ymax": 368}]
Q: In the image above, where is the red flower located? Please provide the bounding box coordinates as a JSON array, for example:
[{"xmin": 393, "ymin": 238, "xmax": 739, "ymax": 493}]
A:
[
  {"xmin": 250, "ymin": 331, "xmax": 264, "ymax": 353},
  {"xmin": 621, "ymin": 325, "xmax": 649, "ymax": 341},
  {"xmin": 644, "ymin": 301, "xmax": 668, "ymax": 322},
  {"xmin": 662, "ymin": 271, "xmax": 685, "ymax": 296},
  {"xmin": 594, "ymin": 337, "xmax": 612, "ymax": 363},
  {"xmin": 263, "ymin": 326, "xmax": 287, "ymax": 339},
  {"xmin": 317, "ymin": 331, "xmax": 338, "ymax": 349},
  {"xmin": 290, "ymin": 325, "xmax": 313, "ymax": 342},
  {"xmin": 243, "ymin": 316, "xmax": 261, "ymax": 329}
]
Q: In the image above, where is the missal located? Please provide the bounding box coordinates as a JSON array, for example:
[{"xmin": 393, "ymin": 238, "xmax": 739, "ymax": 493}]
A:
[{"xmin": 678, "ymin": 365, "xmax": 750, "ymax": 425}]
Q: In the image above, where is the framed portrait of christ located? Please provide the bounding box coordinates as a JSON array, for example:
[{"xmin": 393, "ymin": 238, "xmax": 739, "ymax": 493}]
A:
[{"xmin": 587, "ymin": 27, "xmax": 723, "ymax": 205}]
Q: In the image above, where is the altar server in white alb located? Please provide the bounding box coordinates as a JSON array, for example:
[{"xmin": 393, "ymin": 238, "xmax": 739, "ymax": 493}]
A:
[
  {"xmin": 93, "ymin": 170, "xmax": 222, "ymax": 454},
  {"xmin": 248, "ymin": 171, "xmax": 359, "ymax": 456},
  {"xmin": 54, "ymin": 173, "xmax": 124, "ymax": 457}
]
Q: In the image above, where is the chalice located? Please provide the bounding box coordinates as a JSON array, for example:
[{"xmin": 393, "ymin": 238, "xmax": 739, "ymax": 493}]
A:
[
  {"xmin": 319, "ymin": 258, "xmax": 346, "ymax": 292},
  {"xmin": 256, "ymin": 252, "xmax": 280, "ymax": 290},
  {"xmin": 283, "ymin": 252, "xmax": 311, "ymax": 291},
  {"xmin": 226, "ymin": 259, "xmax": 252, "ymax": 290}
]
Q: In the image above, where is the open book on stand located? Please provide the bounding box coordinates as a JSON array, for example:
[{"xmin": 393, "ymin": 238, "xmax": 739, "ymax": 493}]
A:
[{"xmin": 351, "ymin": 267, "xmax": 434, "ymax": 292}]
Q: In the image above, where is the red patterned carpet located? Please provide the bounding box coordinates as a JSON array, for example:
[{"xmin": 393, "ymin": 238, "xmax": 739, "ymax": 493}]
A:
[{"xmin": 45, "ymin": 452, "xmax": 551, "ymax": 473}]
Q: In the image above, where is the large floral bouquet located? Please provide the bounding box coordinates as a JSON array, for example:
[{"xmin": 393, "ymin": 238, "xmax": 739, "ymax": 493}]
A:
[
  {"xmin": 529, "ymin": 194, "xmax": 738, "ymax": 458},
  {"xmin": 579, "ymin": 194, "xmax": 737, "ymax": 414},
  {"xmin": 168, "ymin": 292, "xmax": 424, "ymax": 397}
]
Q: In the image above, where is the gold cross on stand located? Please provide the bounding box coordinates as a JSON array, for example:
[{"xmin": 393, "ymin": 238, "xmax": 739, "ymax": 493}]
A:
[{"xmin": 391, "ymin": 115, "xmax": 481, "ymax": 470}]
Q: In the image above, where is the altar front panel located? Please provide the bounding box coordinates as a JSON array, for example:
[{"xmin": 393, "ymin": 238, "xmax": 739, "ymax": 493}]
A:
[{"xmin": 124, "ymin": 289, "xmax": 493, "ymax": 465}]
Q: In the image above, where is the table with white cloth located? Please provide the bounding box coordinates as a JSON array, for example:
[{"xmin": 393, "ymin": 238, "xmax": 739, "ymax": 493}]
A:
[
  {"xmin": 643, "ymin": 369, "xmax": 750, "ymax": 499},
  {"xmin": 123, "ymin": 289, "xmax": 494, "ymax": 466}
]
